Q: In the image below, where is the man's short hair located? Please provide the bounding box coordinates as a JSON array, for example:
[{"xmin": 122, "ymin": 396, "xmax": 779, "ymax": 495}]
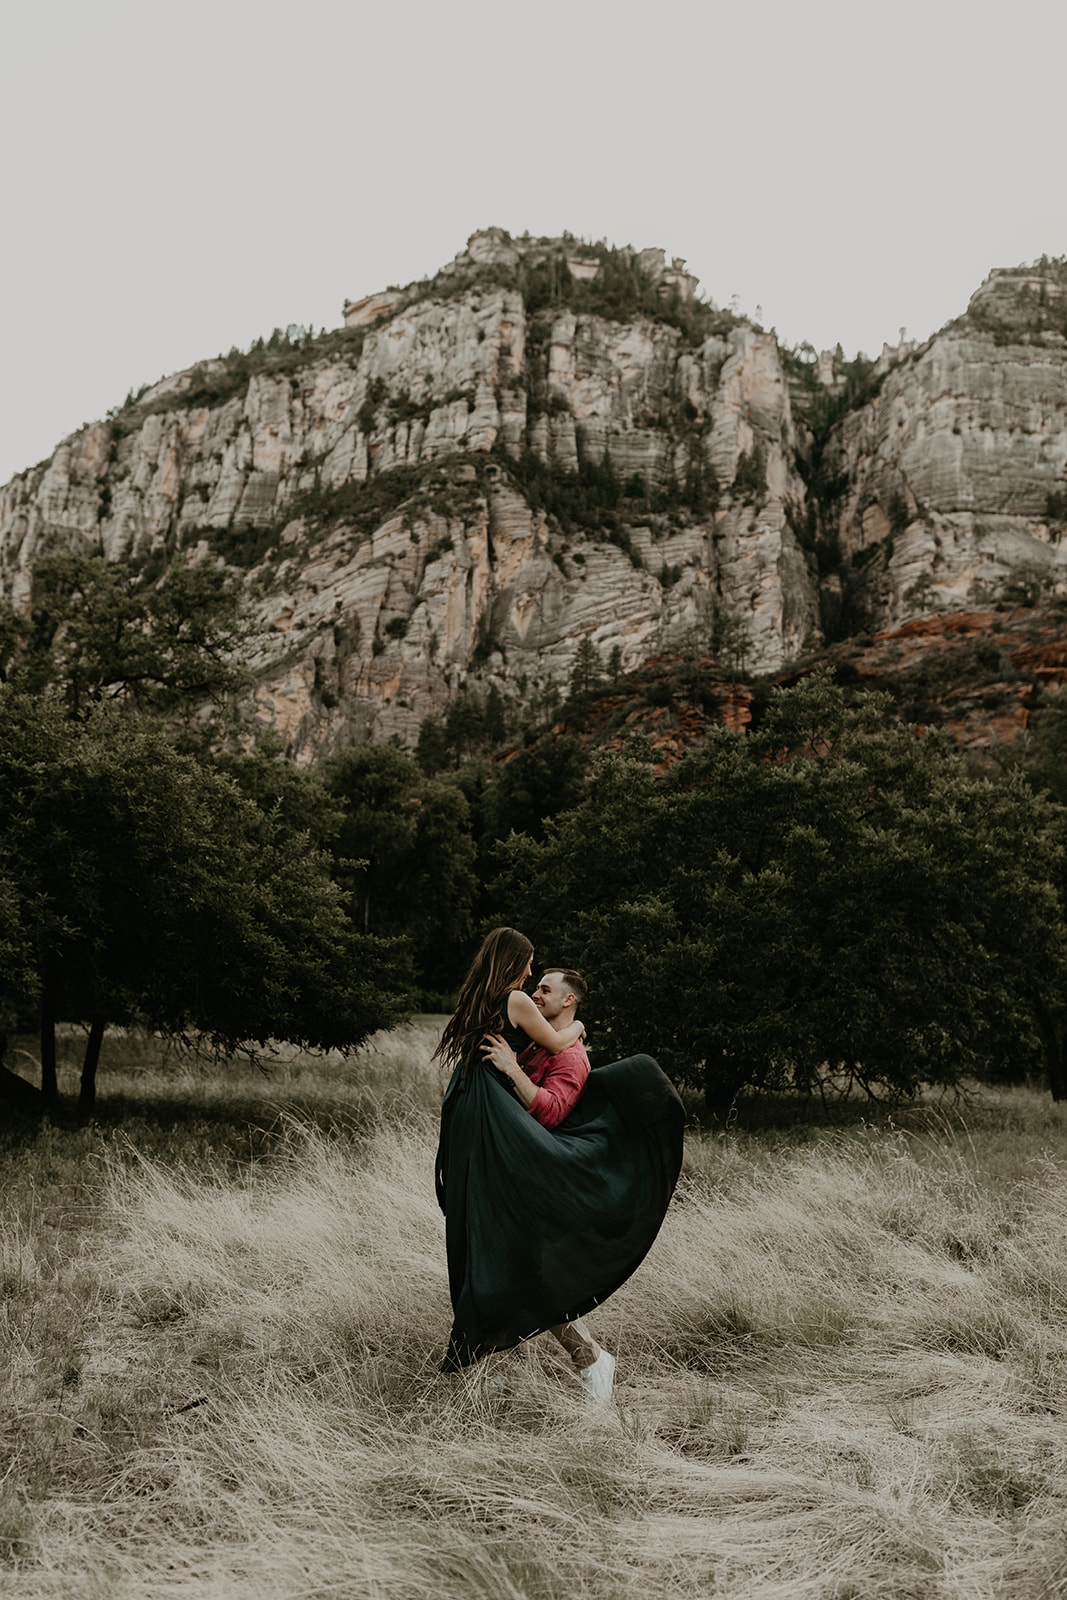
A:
[{"xmin": 543, "ymin": 967, "xmax": 587, "ymax": 1005}]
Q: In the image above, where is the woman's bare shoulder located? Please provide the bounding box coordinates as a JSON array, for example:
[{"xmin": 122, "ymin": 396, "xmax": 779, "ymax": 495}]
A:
[{"xmin": 508, "ymin": 989, "xmax": 538, "ymax": 1021}]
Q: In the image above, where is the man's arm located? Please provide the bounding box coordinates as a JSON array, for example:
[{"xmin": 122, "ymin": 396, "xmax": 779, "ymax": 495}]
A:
[
  {"xmin": 482, "ymin": 1034, "xmax": 589, "ymax": 1127},
  {"xmin": 526, "ymin": 1042, "xmax": 589, "ymax": 1128},
  {"xmin": 482, "ymin": 1034, "xmax": 539, "ymax": 1108}
]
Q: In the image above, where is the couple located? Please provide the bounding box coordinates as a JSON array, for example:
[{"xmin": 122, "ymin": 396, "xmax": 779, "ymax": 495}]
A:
[{"xmin": 435, "ymin": 927, "xmax": 685, "ymax": 1400}]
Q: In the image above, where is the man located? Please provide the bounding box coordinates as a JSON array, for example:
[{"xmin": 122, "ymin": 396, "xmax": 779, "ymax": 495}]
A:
[
  {"xmin": 487, "ymin": 966, "xmax": 590, "ymax": 1127},
  {"xmin": 483, "ymin": 967, "xmax": 616, "ymax": 1401}
]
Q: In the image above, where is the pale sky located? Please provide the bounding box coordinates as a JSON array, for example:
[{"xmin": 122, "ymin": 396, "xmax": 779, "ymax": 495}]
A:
[{"xmin": 2, "ymin": 0, "xmax": 1064, "ymax": 486}]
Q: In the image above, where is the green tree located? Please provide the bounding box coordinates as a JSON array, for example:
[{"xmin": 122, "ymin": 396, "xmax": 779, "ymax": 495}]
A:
[
  {"xmin": 1013, "ymin": 693, "xmax": 1067, "ymax": 806},
  {"xmin": 569, "ymin": 638, "xmax": 602, "ymax": 699},
  {"xmin": 478, "ymin": 735, "xmax": 589, "ymax": 849},
  {"xmin": 484, "ymin": 684, "xmax": 508, "ymax": 745},
  {"xmin": 0, "ymin": 841, "xmax": 49, "ymax": 1112},
  {"xmin": 324, "ymin": 743, "xmax": 478, "ymax": 997},
  {"xmin": 444, "ymin": 696, "xmax": 486, "ymax": 765},
  {"xmin": 9, "ymin": 552, "xmax": 249, "ymax": 718},
  {"xmin": 0, "ymin": 604, "xmax": 29, "ymax": 683},
  {"xmin": 0, "ymin": 693, "xmax": 408, "ymax": 1112},
  {"xmin": 209, "ymin": 738, "xmax": 343, "ymax": 849},
  {"xmin": 1006, "ymin": 695, "xmax": 1067, "ymax": 1094},
  {"xmin": 608, "ymin": 645, "xmax": 623, "ymax": 685},
  {"xmin": 499, "ymin": 672, "xmax": 1066, "ymax": 1104},
  {"xmin": 405, "ymin": 777, "xmax": 481, "ymax": 994},
  {"xmin": 0, "ymin": 842, "xmax": 36, "ymax": 1077},
  {"xmin": 710, "ymin": 609, "xmax": 751, "ymax": 676},
  {"xmin": 732, "ymin": 444, "xmax": 767, "ymax": 502},
  {"xmin": 415, "ymin": 714, "xmax": 450, "ymax": 776},
  {"xmin": 0, "ymin": 693, "xmax": 76, "ymax": 1098}
]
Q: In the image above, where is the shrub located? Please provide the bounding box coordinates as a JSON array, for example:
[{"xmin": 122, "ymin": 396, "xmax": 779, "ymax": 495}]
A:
[
  {"xmin": 212, "ymin": 523, "xmax": 277, "ymax": 569},
  {"xmin": 733, "ymin": 445, "xmax": 767, "ymax": 502},
  {"xmin": 358, "ymin": 376, "xmax": 388, "ymax": 434},
  {"xmin": 293, "ymin": 463, "xmax": 436, "ymax": 534},
  {"xmin": 887, "ymin": 491, "xmax": 911, "ymax": 535}
]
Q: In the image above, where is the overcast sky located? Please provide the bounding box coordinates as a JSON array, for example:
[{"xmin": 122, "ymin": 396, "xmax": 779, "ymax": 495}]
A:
[{"xmin": 2, "ymin": 0, "xmax": 1063, "ymax": 485}]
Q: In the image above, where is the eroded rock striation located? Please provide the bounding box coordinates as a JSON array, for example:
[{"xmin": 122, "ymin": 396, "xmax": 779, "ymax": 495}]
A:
[
  {"xmin": 815, "ymin": 263, "xmax": 1067, "ymax": 633},
  {"xmin": 3, "ymin": 237, "xmax": 1067, "ymax": 758}
]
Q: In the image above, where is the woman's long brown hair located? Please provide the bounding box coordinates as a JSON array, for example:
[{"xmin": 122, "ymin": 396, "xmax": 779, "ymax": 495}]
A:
[{"xmin": 434, "ymin": 927, "xmax": 534, "ymax": 1071}]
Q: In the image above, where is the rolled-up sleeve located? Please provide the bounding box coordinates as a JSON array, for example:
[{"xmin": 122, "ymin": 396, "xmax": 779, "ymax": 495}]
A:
[{"xmin": 528, "ymin": 1048, "xmax": 590, "ymax": 1128}]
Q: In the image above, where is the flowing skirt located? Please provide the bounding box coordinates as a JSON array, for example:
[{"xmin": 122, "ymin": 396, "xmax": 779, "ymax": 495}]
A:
[{"xmin": 435, "ymin": 1053, "xmax": 685, "ymax": 1370}]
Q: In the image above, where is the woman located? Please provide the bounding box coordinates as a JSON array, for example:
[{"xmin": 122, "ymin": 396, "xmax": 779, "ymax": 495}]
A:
[
  {"xmin": 435, "ymin": 926, "xmax": 585, "ymax": 1084},
  {"xmin": 434, "ymin": 926, "xmax": 685, "ymax": 1382}
]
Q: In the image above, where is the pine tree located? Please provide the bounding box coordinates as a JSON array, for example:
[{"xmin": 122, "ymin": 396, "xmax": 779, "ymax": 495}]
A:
[{"xmin": 569, "ymin": 637, "xmax": 601, "ymax": 698}]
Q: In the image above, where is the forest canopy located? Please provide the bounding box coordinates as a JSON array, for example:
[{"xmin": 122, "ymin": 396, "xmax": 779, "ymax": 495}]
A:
[
  {"xmin": 5, "ymin": 547, "xmax": 1067, "ymax": 1112},
  {"xmin": 498, "ymin": 672, "xmax": 1067, "ymax": 1104},
  {"xmin": 0, "ymin": 558, "xmax": 410, "ymax": 1112}
]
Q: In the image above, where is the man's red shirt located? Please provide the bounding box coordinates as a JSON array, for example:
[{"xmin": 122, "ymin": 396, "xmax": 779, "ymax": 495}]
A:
[{"xmin": 518, "ymin": 1038, "xmax": 590, "ymax": 1128}]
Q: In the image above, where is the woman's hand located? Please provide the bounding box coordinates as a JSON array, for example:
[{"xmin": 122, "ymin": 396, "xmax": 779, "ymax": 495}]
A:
[
  {"xmin": 482, "ymin": 1033, "xmax": 538, "ymax": 1110},
  {"xmin": 482, "ymin": 1033, "xmax": 520, "ymax": 1079}
]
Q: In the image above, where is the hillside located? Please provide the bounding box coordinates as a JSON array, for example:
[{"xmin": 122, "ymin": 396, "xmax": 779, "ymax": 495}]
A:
[
  {"xmin": 2, "ymin": 233, "xmax": 1066, "ymax": 760},
  {"xmin": 506, "ymin": 597, "xmax": 1067, "ymax": 777}
]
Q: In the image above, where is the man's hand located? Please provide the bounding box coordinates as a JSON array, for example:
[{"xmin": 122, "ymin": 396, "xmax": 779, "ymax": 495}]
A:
[{"xmin": 482, "ymin": 1033, "xmax": 538, "ymax": 1110}]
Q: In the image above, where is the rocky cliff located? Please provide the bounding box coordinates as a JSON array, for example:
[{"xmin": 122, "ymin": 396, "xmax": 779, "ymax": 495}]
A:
[
  {"xmin": 813, "ymin": 261, "xmax": 1067, "ymax": 636},
  {"xmin": 2, "ymin": 235, "xmax": 1066, "ymax": 759},
  {"xmin": 0, "ymin": 231, "xmax": 818, "ymax": 757}
]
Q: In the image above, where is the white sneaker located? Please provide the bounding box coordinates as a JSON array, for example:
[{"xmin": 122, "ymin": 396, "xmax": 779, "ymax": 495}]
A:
[{"xmin": 579, "ymin": 1349, "xmax": 616, "ymax": 1402}]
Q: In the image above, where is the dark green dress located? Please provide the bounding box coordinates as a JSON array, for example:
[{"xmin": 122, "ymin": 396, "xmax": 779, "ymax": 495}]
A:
[{"xmin": 435, "ymin": 1017, "xmax": 685, "ymax": 1370}]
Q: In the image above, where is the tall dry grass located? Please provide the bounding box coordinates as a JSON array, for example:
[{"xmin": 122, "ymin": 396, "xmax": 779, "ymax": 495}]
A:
[{"xmin": 3, "ymin": 1025, "xmax": 1067, "ymax": 1597}]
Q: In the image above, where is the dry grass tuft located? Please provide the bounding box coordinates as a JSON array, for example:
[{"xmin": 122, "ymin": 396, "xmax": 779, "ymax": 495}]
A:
[{"xmin": 3, "ymin": 1030, "xmax": 1067, "ymax": 1596}]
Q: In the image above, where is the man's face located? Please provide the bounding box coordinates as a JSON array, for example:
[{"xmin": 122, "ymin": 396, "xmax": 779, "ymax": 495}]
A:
[{"xmin": 532, "ymin": 972, "xmax": 570, "ymax": 1022}]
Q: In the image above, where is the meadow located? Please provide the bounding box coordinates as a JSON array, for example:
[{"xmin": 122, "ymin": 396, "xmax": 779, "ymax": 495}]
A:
[{"xmin": 3, "ymin": 1025, "xmax": 1067, "ymax": 1599}]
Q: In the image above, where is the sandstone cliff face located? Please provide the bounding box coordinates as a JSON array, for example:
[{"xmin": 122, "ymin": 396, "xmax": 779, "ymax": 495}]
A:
[
  {"xmin": 7, "ymin": 240, "xmax": 1066, "ymax": 760},
  {"xmin": 820, "ymin": 264, "xmax": 1067, "ymax": 628},
  {"xmin": 0, "ymin": 232, "xmax": 817, "ymax": 758}
]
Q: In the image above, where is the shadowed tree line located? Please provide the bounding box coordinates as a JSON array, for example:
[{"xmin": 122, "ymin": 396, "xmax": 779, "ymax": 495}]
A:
[
  {"xmin": 0, "ymin": 555, "xmax": 409, "ymax": 1115},
  {"xmin": 498, "ymin": 672, "xmax": 1067, "ymax": 1105},
  {"xmin": 6, "ymin": 553, "xmax": 1067, "ymax": 1113}
]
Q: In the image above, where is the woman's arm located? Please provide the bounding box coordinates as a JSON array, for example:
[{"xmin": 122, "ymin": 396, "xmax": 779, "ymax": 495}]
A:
[
  {"xmin": 482, "ymin": 1035, "xmax": 538, "ymax": 1108},
  {"xmin": 507, "ymin": 989, "xmax": 585, "ymax": 1054}
]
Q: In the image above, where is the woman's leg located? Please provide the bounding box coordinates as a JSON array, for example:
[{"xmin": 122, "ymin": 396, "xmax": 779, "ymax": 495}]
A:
[{"xmin": 549, "ymin": 1318, "xmax": 600, "ymax": 1370}]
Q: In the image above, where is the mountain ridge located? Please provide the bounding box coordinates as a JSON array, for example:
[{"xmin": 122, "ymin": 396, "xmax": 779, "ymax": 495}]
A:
[{"xmin": 2, "ymin": 232, "xmax": 1066, "ymax": 761}]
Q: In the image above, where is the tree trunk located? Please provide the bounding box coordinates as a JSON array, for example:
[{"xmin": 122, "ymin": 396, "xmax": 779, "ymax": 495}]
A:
[
  {"xmin": 1033, "ymin": 997, "xmax": 1066, "ymax": 1101},
  {"xmin": 0, "ymin": 1063, "xmax": 45, "ymax": 1114},
  {"xmin": 703, "ymin": 1058, "xmax": 749, "ymax": 1118},
  {"xmin": 1047, "ymin": 1033, "xmax": 1067, "ymax": 1103},
  {"xmin": 0, "ymin": 1031, "xmax": 43, "ymax": 1113},
  {"xmin": 79, "ymin": 1015, "xmax": 106, "ymax": 1116},
  {"xmin": 40, "ymin": 974, "xmax": 58, "ymax": 1102}
]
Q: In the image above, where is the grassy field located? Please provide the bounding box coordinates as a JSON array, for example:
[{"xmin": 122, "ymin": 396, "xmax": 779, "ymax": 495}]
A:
[{"xmin": 3, "ymin": 1025, "xmax": 1067, "ymax": 1598}]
